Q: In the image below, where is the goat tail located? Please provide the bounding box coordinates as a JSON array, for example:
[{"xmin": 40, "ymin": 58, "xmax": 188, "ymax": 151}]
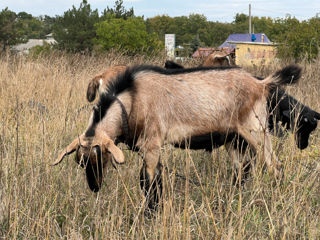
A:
[
  {"xmin": 86, "ymin": 76, "xmax": 101, "ymax": 102},
  {"xmin": 262, "ymin": 64, "xmax": 302, "ymax": 89}
]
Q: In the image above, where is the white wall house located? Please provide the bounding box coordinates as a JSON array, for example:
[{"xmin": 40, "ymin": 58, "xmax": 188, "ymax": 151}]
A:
[{"xmin": 12, "ymin": 33, "xmax": 57, "ymax": 54}]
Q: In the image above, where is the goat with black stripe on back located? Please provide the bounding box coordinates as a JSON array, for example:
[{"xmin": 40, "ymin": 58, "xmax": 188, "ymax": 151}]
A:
[
  {"xmin": 53, "ymin": 64, "xmax": 301, "ymax": 210},
  {"xmin": 84, "ymin": 61, "xmax": 319, "ymax": 184},
  {"xmin": 164, "ymin": 61, "xmax": 320, "ymax": 181},
  {"xmin": 165, "ymin": 61, "xmax": 320, "ymax": 151}
]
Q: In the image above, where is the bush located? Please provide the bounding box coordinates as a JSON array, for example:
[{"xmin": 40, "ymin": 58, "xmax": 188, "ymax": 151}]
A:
[{"xmin": 95, "ymin": 16, "xmax": 163, "ymax": 55}]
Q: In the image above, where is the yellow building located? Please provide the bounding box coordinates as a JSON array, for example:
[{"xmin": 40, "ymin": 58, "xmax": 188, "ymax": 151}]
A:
[{"xmin": 228, "ymin": 41, "xmax": 277, "ymax": 67}]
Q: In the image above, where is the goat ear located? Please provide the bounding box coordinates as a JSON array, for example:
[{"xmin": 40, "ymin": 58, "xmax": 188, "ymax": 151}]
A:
[
  {"xmin": 51, "ymin": 137, "xmax": 80, "ymax": 166},
  {"xmin": 86, "ymin": 76, "xmax": 100, "ymax": 102},
  {"xmin": 314, "ymin": 111, "xmax": 320, "ymax": 120},
  {"xmin": 282, "ymin": 110, "xmax": 290, "ymax": 118},
  {"xmin": 105, "ymin": 141, "xmax": 125, "ymax": 164}
]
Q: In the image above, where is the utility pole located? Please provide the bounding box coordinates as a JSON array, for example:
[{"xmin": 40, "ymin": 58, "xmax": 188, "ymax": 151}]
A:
[{"xmin": 249, "ymin": 4, "xmax": 252, "ymax": 34}]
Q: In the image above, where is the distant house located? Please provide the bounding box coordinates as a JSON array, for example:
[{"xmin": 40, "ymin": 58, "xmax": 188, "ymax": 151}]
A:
[
  {"xmin": 192, "ymin": 33, "xmax": 271, "ymax": 59},
  {"xmin": 219, "ymin": 33, "xmax": 277, "ymax": 66},
  {"xmin": 12, "ymin": 33, "xmax": 57, "ymax": 54}
]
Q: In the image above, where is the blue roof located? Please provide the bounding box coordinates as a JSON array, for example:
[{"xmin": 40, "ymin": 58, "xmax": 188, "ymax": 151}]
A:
[{"xmin": 219, "ymin": 33, "xmax": 271, "ymax": 48}]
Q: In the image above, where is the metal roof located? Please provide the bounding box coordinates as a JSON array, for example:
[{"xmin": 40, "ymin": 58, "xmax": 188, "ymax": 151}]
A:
[{"xmin": 219, "ymin": 33, "xmax": 271, "ymax": 48}]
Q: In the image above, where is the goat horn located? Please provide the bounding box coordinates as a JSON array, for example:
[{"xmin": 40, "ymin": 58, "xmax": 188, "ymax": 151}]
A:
[{"xmin": 51, "ymin": 136, "xmax": 82, "ymax": 166}]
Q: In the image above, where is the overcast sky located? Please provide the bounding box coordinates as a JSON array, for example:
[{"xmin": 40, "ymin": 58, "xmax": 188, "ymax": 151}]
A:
[{"xmin": 1, "ymin": 0, "xmax": 319, "ymax": 22}]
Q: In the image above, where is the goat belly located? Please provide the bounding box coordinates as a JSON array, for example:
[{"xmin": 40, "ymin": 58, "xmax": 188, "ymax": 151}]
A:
[{"xmin": 174, "ymin": 132, "xmax": 237, "ymax": 151}]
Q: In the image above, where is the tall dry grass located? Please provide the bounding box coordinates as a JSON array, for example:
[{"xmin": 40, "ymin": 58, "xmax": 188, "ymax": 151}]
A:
[{"xmin": 0, "ymin": 52, "xmax": 320, "ymax": 239}]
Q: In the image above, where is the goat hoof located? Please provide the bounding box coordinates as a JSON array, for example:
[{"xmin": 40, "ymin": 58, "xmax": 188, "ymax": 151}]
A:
[{"xmin": 140, "ymin": 163, "xmax": 163, "ymax": 211}]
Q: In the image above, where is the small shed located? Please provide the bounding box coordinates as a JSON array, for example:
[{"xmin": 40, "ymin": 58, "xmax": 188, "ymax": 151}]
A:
[
  {"xmin": 228, "ymin": 41, "xmax": 277, "ymax": 66},
  {"xmin": 219, "ymin": 33, "xmax": 276, "ymax": 66}
]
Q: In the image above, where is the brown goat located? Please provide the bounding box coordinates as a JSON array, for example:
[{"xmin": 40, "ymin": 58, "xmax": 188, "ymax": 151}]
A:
[
  {"xmin": 86, "ymin": 65, "xmax": 128, "ymax": 102},
  {"xmin": 202, "ymin": 49, "xmax": 235, "ymax": 67},
  {"xmin": 53, "ymin": 64, "xmax": 301, "ymax": 209}
]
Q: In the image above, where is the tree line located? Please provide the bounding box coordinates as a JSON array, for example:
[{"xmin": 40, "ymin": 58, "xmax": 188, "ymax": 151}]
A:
[{"xmin": 1, "ymin": 0, "xmax": 319, "ymax": 60}]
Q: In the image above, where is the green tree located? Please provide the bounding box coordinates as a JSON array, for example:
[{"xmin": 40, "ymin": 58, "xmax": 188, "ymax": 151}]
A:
[
  {"xmin": 206, "ymin": 21, "xmax": 234, "ymax": 47},
  {"xmin": 232, "ymin": 13, "xmax": 249, "ymax": 33},
  {"xmin": 95, "ymin": 16, "xmax": 162, "ymax": 54},
  {"xmin": 39, "ymin": 15, "xmax": 56, "ymax": 37},
  {"xmin": 0, "ymin": 8, "xmax": 25, "ymax": 51},
  {"xmin": 190, "ymin": 34, "xmax": 201, "ymax": 52},
  {"xmin": 308, "ymin": 16, "xmax": 320, "ymax": 58},
  {"xmin": 102, "ymin": 0, "xmax": 134, "ymax": 19},
  {"xmin": 146, "ymin": 14, "xmax": 211, "ymax": 48},
  {"xmin": 17, "ymin": 12, "xmax": 44, "ymax": 39},
  {"xmin": 274, "ymin": 17, "xmax": 319, "ymax": 61},
  {"xmin": 146, "ymin": 15, "xmax": 174, "ymax": 42},
  {"xmin": 53, "ymin": 0, "xmax": 100, "ymax": 53}
]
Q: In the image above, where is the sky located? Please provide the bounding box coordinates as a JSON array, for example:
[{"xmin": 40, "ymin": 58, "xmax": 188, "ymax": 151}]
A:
[{"xmin": 0, "ymin": 0, "xmax": 319, "ymax": 22}]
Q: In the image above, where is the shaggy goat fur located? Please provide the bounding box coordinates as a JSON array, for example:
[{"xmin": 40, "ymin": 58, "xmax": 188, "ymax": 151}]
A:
[
  {"xmin": 166, "ymin": 61, "xmax": 319, "ymax": 150},
  {"xmin": 54, "ymin": 64, "xmax": 301, "ymax": 209}
]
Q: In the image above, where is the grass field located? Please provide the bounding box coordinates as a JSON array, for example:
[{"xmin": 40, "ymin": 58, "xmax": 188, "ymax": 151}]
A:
[{"xmin": 0, "ymin": 52, "xmax": 320, "ymax": 239}]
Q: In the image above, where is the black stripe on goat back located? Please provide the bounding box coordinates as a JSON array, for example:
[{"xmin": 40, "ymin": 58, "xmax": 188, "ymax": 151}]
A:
[
  {"xmin": 85, "ymin": 67, "xmax": 138, "ymax": 137},
  {"xmin": 85, "ymin": 64, "xmax": 241, "ymax": 137},
  {"xmin": 126, "ymin": 64, "xmax": 240, "ymax": 76},
  {"xmin": 105, "ymin": 64, "xmax": 240, "ymax": 100}
]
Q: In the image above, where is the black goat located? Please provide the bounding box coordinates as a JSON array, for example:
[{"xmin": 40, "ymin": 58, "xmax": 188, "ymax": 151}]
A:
[{"xmin": 268, "ymin": 87, "xmax": 320, "ymax": 149}]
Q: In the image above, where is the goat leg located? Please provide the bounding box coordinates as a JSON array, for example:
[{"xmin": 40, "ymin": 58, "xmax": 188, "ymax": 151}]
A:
[
  {"xmin": 237, "ymin": 127, "xmax": 281, "ymax": 178},
  {"xmin": 225, "ymin": 140, "xmax": 252, "ymax": 185},
  {"xmin": 140, "ymin": 161, "xmax": 163, "ymax": 211}
]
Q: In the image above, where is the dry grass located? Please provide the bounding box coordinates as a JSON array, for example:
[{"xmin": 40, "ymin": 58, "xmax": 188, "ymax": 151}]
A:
[{"xmin": 0, "ymin": 52, "xmax": 320, "ymax": 239}]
